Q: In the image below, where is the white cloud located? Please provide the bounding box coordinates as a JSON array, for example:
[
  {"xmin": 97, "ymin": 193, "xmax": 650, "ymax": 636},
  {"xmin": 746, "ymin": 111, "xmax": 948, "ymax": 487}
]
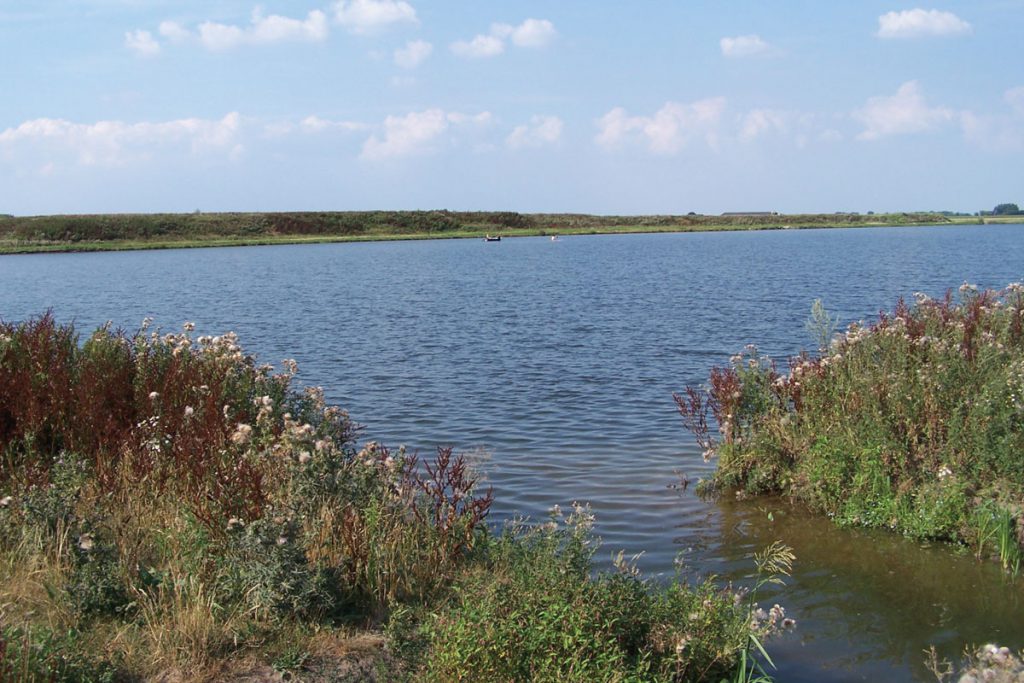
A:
[
  {"xmin": 451, "ymin": 34, "xmax": 504, "ymax": 59},
  {"xmin": 196, "ymin": 9, "xmax": 328, "ymax": 50},
  {"xmin": 451, "ymin": 18, "xmax": 556, "ymax": 59},
  {"xmin": 333, "ymin": 0, "xmax": 417, "ymax": 34},
  {"xmin": 960, "ymin": 86, "xmax": 1024, "ymax": 151},
  {"xmin": 876, "ymin": 9, "xmax": 971, "ymax": 38},
  {"xmin": 595, "ymin": 98, "xmax": 726, "ymax": 154},
  {"xmin": 853, "ymin": 81, "xmax": 955, "ymax": 140},
  {"xmin": 360, "ymin": 109, "xmax": 490, "ymax": 160},
  {"xmin": 0, "ymin": 113, "xmax": 243, "ymax": 166},
  {"xmin": 394, "ymin": 39, "xmax": 432, "ymax": 68},
  {"xmin": 300, "ymin": 115, "xmax": 368, "ymax": 133},
  {"xmin": 492, "ymin": 18, "xmax": 557, "ymax": 48},
  {"xmin": 507, "ymin": 115, "xmax": 563, "ymax": 149},
  {"xmin": 248, "ymin": 9, "xmax": 328, "ymax": 43},
  {"xmin": 144, "ymin": 10, "xmax": 328, "ymax": 52},
  {"xmin": 819, "ymin": 129, "xmax": 844, "ymax": 143},
  {"xmin": 197, "ymin": 21, "xmax": 244, "ymax": 50},
  {"xmin": 1006, "ymin": 86, "xmax": 1024, "ymax": 117},
  {"xmin": 445, "ymin": 112, "xmax": 493, "ymax": 126},
  {"xmin": 738, "ymin": 109, "xmax": 789, "ymax": 140},
  {"xmin": 158, "ymin": 20, "xmax": 190, "ymax": 43},
  {"xmin": 720, "ymin": 34, "xmax": 771, "ymax": 58},
  {"xmin": 125, "ymin": 29, "xmax": 160, "ymax": 57}
]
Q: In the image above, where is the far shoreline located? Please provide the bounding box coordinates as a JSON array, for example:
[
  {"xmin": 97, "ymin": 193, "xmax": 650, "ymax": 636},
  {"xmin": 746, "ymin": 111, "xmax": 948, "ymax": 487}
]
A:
[{"xmin": 0, "ymin": 211, "xmax": 1020, "ymax": 256}]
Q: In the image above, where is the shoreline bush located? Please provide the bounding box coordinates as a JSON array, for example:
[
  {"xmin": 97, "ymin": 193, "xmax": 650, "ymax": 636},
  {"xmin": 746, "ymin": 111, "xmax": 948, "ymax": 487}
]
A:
[
  {"xmin": 678, "ymin": 283, "xmax": 1024, "ymax": 572},
  {"xmin": 0, "ymin": 315, "xmax": 788, "ymax": 681}
]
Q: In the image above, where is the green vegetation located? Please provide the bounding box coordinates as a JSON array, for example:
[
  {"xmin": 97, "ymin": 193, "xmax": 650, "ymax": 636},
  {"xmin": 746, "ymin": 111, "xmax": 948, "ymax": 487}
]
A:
[
  {"xmin": 987, "ymin": 203, "xmax": 1022, "ymax": 216},
  {"xmin": 678, "ymin": 284, "xmax": 1024, "ymax": 573},
  {"xmin": 0, "ymin": 315, "xmax": 789, "ymax": 681},
  {"xmin": 0, "ymin": 210, "xmax": 970, "ymax": 254}
]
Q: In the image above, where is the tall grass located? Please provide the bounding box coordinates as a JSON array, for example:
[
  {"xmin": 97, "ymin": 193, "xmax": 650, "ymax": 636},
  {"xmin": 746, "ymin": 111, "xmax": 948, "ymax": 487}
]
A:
[
  {"xmin": 0, "ymin": 315, "xmax": 493, "ymax": 678},
  {"xmin": 678, "ymin": 283, "xmax": 1024, "ymax": 572},
  {"xmin": 1, "ymin": 315, "xmax": 790, "ymax": 681}
]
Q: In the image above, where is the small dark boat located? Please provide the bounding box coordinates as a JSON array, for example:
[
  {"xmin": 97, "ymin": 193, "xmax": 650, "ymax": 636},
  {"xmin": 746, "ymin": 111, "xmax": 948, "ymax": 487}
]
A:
[{"xmin": 484, "ymin": 235, "xmax": 501, "ymax": 242}]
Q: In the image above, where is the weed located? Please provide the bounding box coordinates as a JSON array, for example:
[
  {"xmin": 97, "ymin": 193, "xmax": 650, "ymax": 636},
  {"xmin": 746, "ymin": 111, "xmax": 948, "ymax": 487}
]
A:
[
  {"xmin": 0, "ymin": 315, "xmax": 790, "ymax": 680},
  {"xmin": 678, "ymin": 284, "xmax": 1024, "ymax": 572}
]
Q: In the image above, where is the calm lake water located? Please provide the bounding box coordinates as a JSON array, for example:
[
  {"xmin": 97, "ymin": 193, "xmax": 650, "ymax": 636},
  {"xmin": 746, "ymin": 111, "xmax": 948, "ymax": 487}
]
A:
[{"xmin": 2, "ymin": 224, "xmax": 1024, "ymax": 681}]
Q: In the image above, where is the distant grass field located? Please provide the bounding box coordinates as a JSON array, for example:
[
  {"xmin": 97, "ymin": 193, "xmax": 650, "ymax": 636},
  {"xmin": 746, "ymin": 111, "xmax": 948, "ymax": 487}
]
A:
[{"xmin": 0, "ymin": 210, "xmax": 997, "ymax": 254}]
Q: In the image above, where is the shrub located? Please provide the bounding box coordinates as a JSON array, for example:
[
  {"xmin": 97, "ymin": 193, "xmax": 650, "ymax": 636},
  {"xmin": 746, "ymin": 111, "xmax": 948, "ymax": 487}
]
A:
[
  {"xmin": 678, "ymin": 283, "xmax": 1024, "ymax": 570},
  {"xmin": 419, "ymin": 505, "xmax": 789, "ymax": 682},
  {"xmin": 0, "ymin": 315, "xmax": 787, "ymax": 679},
  {"xmin": 0, "ymin": 315, "xmax": 495, "ymax": 676}
]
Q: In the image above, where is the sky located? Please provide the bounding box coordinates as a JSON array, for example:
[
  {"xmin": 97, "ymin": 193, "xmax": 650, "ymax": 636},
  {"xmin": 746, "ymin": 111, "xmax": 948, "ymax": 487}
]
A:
[{"xmin": 1, "ymin": 0, "xmax": 1022, "ymax": 215}]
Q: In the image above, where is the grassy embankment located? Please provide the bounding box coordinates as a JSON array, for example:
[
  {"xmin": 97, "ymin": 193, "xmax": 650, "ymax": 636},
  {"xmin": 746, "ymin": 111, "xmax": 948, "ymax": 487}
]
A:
[
  {"xmin": 678, "ymin": 284, "xmax": 1024, "ymax": 575},
  {"xmin": 0, "ymin": 210, "xmax": 987, "ymax": 254},
  {"xmin": 0, "ymin": 315, "xmax": 794, "ymax": 682}
]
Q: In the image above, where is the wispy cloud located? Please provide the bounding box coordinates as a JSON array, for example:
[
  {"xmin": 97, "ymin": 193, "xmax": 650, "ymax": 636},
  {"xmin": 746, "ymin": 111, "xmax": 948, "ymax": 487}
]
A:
[
  {"xmin": 738, "ymin": 109, "xmax": 789, "ymax": 140},
  {"xmin": 361, "ymin": 109, "xmax": 491, "ymax": 160},
  {"xmin": 1005, "ymin": 86, "xmax": 1024, "ymax": 117},
  {"xmin": 0, "ymin": 113, "xmax": 244, "ymax": 166},
  {"xmin": 507, "ymin": 115, "xmax": 563, "ymax": 149},
  {"xmin": 492, "ymin": 18, "xmax": 557, "ymax": 48},
  {"xmin": 451, "ymin": 34, "xmax": 504, "ymax": 59},
  {"xmin": 300, "ymin": 116, "xmax": 369, "ymax": 134},
  {"xmin": 451, "ymin": 18, "xmax": 556, "ymax": 59},
  {"xmin": 196, "ymin": 9, "xmax": 328, "ymax": 51},
  {"xmin": 124, "ymin": 29, "xmax": 160, "ymax": 57},
  {"xmin": 158, "ymin": 20, "xmax": 190, "ymax": 43},
  {"xmin": 394, "ymin": 39, "xmax": 432, "ymax": 68},
  {"xmin": 960, "ymin": 86, "xmax": 1024, "ymax": 151},
  {"xmin": 595, "ymin": 99, "xmax": 727, "ymax": 154},
  {"xmin": 876, "ymin": 8, "xmax": 971, "ymax": 38},
  {"xmin": 853, "ymin": 81, "xmax": 955, "ymax": 140},
  {"xmin": 133, "ymin": 9, "xmax": 328, "ymax": 53},
  {"xmin": 720, "ymin": 34, "xmax": 771, "ymax": 58},
  {"xmin": 332, "ymin": 0, "xmax": 417, "ymax": 34}
]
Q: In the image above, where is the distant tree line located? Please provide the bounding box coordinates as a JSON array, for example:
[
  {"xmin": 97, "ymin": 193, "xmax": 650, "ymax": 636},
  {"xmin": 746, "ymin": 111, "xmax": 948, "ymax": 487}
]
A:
[{"xmin": 981, "ymin": 203, "xmax": 1022, "ymax": 216}]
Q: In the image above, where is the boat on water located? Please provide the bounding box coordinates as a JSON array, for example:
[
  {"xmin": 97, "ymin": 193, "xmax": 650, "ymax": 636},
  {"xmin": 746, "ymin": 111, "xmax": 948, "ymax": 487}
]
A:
[{"xmin": 484, "ymin": 235, "xmax": 501, "ymax": 242}]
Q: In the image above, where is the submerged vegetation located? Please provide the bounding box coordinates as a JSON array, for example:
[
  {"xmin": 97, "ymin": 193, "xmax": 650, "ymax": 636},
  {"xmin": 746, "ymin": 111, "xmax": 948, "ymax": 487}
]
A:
[
  {"xmin": 0, "ymin": 315, "xmax": 790, "ymax": 681},
  {"xmin": 0, "ymin": 209, "xmax": 971, "ymax": 254},
  {"xmin": 678, "ymin": 283, "xmax": 1024, "ymax": 574}
]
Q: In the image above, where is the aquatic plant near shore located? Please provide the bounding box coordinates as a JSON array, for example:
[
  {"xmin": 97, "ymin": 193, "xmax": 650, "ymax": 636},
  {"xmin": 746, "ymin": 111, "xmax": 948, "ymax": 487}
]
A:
[{"xmin": 677, "ymin": 284, "xmax": 1024, "ymax": 572}]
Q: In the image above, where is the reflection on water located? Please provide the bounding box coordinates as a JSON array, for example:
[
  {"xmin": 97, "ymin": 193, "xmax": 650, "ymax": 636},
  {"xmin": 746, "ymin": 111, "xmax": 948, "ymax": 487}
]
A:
[{"xmin": 3, "ymin": 225, "xmax": 1024, "ymax": 680}]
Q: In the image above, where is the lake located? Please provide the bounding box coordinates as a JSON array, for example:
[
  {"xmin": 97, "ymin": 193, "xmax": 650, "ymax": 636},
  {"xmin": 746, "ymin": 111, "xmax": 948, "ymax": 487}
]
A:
[{"xmin": 2, "ymin": 224, "xmax": 1023, "ymax": 681}]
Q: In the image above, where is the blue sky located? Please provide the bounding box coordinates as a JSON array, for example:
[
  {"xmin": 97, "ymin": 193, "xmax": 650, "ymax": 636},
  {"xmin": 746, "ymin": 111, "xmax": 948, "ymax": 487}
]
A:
[{"xmin": 1, "ymin": 1, "xmax": 1022, "ymax": 215}]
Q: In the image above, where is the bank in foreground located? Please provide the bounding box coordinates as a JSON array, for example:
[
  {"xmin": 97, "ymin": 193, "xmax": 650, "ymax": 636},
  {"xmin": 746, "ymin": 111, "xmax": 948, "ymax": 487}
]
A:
[{"xmin": 0, "ymin": 315, "xmax": 791, "ymax": 682}]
